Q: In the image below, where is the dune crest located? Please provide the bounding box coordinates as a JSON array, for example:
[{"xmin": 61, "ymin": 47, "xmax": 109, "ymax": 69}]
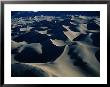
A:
[
  {"xmin": 25, "ymin": 45, "xmax": 86, "ymax": 76},
  {"xmin": 50, "ymin": 39, "xmax": 66, "ymax": 46},
  {"xmin": 11, "ymin": 11, "xmax": 100, "ymax": 77},
  {"xmin": 24, "ymin": 42, "xmax": 99, "ymax": 77},
  {"xmin": 62, "ymin": 25, "xmax": 80, "ymax": 41}
]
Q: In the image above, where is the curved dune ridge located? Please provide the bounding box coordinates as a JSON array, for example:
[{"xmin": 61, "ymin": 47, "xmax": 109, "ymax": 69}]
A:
[
  {"xmin": 11, "ymin": 12, "xmax": 100, "ymax": 77},
  {"xmin": 50, "ymin": 39, "xmax": 66, "ymax": 46}
]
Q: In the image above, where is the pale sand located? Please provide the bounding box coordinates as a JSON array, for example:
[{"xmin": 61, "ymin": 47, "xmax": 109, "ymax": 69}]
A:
[
  {"xmin": 23, "ymin": 43, "xmax": 99, "ymax": 76},
  {"xmin": 62, "ymin": 25, "xmax": 80, "ymax": 41},
  {"xmin": 50, "ymin": 39, "xmax": 66, "ymax": 46}
]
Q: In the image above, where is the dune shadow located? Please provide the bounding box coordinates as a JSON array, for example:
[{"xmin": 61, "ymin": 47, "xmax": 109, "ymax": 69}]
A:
[
  {"xmin": 14, "ymin": 40, "xmax": 65, "ymax": 63},
  {"xmin": 68, "ymin": 44, "xmax": 100, "ymax": 77},
  {"xmin": 11, "ymin": 63, "xmax": 49, "ymax": 77}
]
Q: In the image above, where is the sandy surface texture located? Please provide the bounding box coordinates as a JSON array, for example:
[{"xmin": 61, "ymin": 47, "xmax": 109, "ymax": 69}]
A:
[{"xmin": 11, "ymin": 11, "xmax": 100, "ymax": 77}]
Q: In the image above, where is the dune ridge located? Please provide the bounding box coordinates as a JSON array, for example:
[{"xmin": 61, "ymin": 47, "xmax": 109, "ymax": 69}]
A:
[{"xmin": 11, "ymin": 12, "xmax": 100, "ymax": 77}]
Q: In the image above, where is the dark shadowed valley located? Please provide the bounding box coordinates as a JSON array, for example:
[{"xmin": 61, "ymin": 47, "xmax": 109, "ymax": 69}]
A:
[{"xmin": 11, "ymin": 11, "xmax": 100, "ymax": 77}]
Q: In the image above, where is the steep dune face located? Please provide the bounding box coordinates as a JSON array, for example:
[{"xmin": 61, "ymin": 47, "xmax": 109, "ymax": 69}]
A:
[
  {"xmin": 15, "ymin": 43, "xmax": 99, "ymax": 77},
  {"xmin": 50, "ymin": 39, "xmax": 66, "ymax": 46},
  {"xmin": 24, "ymin": 45, "xmax": 87, "ymax": 77},
  {"xmin": 69, "ymin": 42, "xmax": 100, "ymax": 75},
  {"xmin": 13, "ymin": 39, "xmax": 65, "ymax": 63},
  {"xmin": 18, "ymin": 43, "xmax": 42, "ymax": 54},
  {"xmin": 62, "ymin": 25, "xmax": 81, "ymax": 41},
  {"xmin": 56, "ymin": 42, "xmax": 99, "ymax": 76},
  {"xmin": 11, "ymin": 12, "xmax": 100, "ymax": 77}
]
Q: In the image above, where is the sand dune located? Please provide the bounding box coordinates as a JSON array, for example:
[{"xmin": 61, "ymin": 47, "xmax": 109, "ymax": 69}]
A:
[
  {"xmin": 46, "ymin": 34, "xmax": 52, "ymax": 36},
  {"xmin": 24, "ymin": 45, "xmax": 86, "ymax": 77},
  {"xmin": 11, "ymin": 40, "xmax": 27, "ymax": 49},
  {"xmin": 36, "ymin": 30, "xmax": 48, "ymax": 34},
  {"xmin": 76, "ymin": 24, "xmax": 87, "ymax": 34},
  {"xmin": 71, "ymin": 16, "xmax": 88, "ymax": 24},
  {"xmin": 18, "ymin": 43, "xmax": 42, "ymax": 54},
  {"xmin": 11, "ymin": 12, "xmax": 100, "ymax": 77},
  {"xmin": 62, "ymin": 25, "xmax": 80, "ymax": 41},
  {"xmin": 50, "ymin": 39, "xmax": 66, "ymax": 46},
  {"xmin": 70, "ymin": 22, "xmax": 77, "ymax": 25},
  {"xmin": 13, "ymin": 39, "xmax": 65, "ymax": 63},
  {"xmin": 69, "ymin": 42, "xmax": 100, "ymax": 75},
  {"xmin": 22, "ymin": 43, "xmax": 99, "ymax": 76}
]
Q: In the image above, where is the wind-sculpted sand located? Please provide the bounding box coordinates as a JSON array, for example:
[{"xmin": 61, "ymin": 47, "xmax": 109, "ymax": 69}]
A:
[{"xmin": 11, "ymin": 11, "xmax": 100, "ymax": 77}]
